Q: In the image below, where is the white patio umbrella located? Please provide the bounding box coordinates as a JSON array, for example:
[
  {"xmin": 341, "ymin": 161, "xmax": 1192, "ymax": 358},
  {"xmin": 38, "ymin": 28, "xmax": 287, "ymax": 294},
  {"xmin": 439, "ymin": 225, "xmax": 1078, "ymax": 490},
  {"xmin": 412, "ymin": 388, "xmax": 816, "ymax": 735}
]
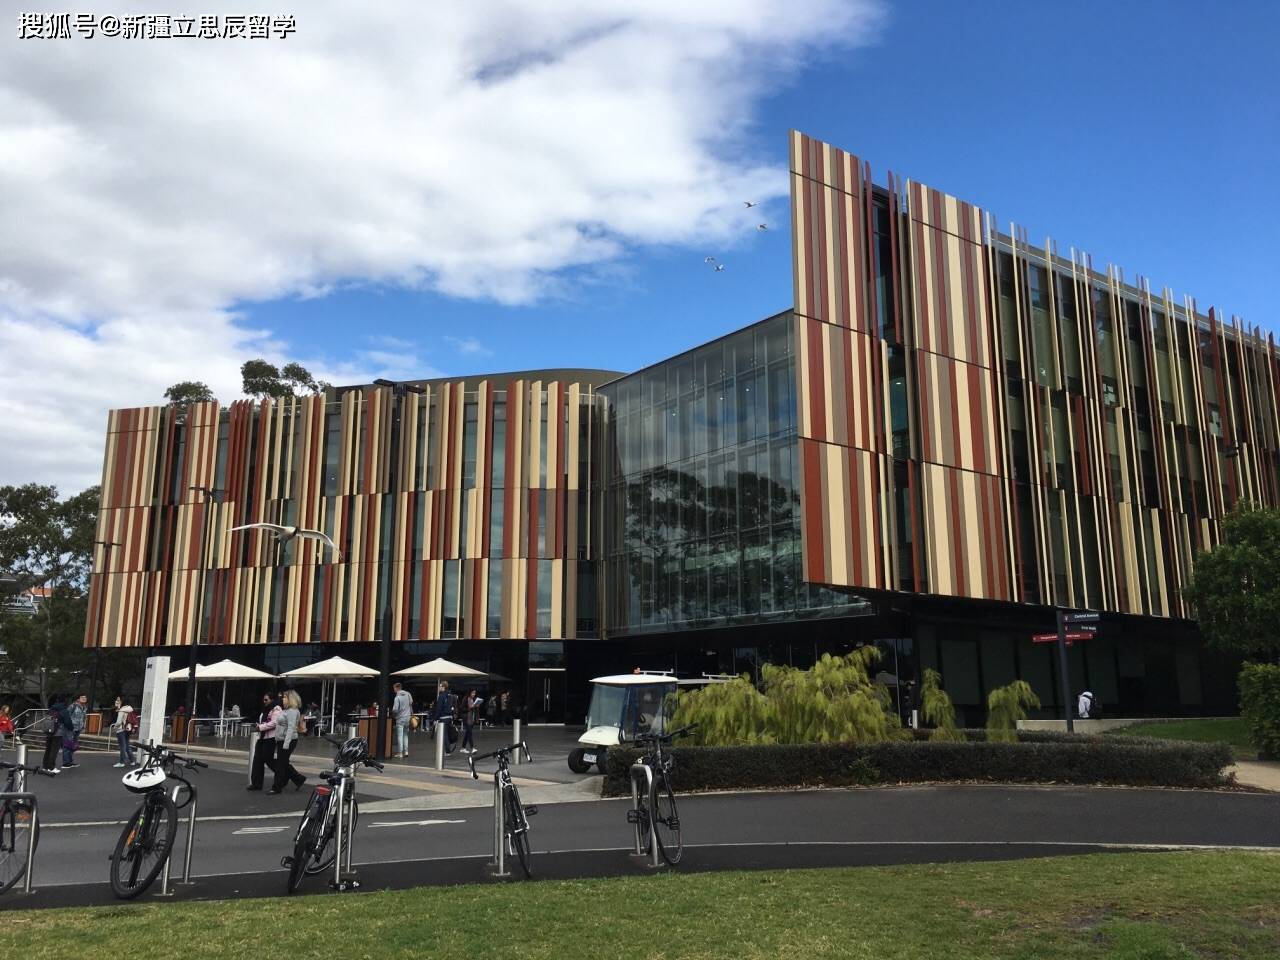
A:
[
  {"xmin": 393, "ymin": 657, "xmax": 487, "ymax": 719},
  {"xmin": 280, "ymin": 655, "xmax": 380, "ymax": 734},
  {"xmin": 167, "ymin": 659, "xmax": 276, "ymax": 743}
]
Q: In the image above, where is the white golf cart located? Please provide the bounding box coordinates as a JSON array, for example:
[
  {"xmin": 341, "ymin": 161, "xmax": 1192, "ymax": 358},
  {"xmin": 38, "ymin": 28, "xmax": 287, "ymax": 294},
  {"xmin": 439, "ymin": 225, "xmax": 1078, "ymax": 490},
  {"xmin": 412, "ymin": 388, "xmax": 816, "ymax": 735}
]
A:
[{"xmin": 568, "ymin": 673, "xmax": 677, "ymax": 774}]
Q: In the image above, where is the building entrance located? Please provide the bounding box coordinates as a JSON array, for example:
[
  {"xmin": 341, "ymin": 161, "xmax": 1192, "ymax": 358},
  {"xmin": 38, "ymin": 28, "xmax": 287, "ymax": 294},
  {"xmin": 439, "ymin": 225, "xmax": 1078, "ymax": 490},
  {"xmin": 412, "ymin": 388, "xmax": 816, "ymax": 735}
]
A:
[{"xmin": 526, "ymin": 668, "xmax": 566, "ymax": 723}]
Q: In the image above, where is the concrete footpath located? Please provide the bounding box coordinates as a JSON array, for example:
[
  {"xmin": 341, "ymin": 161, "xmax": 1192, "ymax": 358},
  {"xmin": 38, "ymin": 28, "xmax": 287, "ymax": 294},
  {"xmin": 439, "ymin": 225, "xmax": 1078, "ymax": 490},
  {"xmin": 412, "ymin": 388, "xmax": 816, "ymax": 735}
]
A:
[{"xmin": 1229, "ymin": 760, "xmax": 1280, "ymax": 792}]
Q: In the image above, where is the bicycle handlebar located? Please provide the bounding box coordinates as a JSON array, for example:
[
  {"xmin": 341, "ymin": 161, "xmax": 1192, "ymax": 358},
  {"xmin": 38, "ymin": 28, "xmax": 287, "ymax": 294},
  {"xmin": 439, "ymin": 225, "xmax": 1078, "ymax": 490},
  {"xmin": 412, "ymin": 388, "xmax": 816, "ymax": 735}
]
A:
[
  {"xmin": 633, "ymin": 723, "xmax": 698, "ymax": 745},
  {"xmin": 467, "ymin": 741, "xmax": 532, "ymax": 779},
  {"xmin": 134, "ymin": 742, "xmax": 207, "ymax": 769},
  {"xmin": 0, "ymin": 761, "xmax": 56, "ymax": 778}
]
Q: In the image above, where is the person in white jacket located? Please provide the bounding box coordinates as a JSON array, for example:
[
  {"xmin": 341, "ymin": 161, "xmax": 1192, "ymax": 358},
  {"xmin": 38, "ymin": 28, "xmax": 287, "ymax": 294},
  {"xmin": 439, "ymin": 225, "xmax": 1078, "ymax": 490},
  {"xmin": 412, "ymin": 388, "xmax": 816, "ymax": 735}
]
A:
[
  {"xmin": 110, "ymin": 697, "xmax": 136, "ymax": 767},
  {"xmin": 248, "ymin": 692, "xmax": 281, "ymax": 791}
]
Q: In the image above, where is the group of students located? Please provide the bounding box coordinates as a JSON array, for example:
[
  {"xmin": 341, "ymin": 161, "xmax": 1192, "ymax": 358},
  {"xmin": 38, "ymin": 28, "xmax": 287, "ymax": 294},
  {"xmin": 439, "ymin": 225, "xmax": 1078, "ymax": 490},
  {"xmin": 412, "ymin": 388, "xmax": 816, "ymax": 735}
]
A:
[
  {"xmin": 247, "ymin": 690, "xmax": 310, "ymax": 794},
  {"xmin": 390, "ymin": 681, "xmax": 485, "ymax": 757}
]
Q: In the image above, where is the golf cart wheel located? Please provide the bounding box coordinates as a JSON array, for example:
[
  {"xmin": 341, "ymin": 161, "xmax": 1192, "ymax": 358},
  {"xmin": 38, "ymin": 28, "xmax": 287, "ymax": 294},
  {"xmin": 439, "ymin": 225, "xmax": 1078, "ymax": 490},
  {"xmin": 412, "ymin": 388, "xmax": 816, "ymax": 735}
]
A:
[
  {"xmin": 567, "ymin": 748, "xmax": 592, "ymax": 774},
  {"xmin": 595, "ymin": 747, "xmax": 608, "ymax": 774}
]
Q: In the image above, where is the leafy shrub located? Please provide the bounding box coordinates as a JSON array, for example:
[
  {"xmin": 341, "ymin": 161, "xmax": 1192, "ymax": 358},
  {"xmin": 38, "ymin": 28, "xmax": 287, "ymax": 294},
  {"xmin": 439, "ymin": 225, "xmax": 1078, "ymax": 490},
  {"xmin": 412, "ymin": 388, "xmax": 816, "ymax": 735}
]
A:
[
  {"xmin": 600, "ymin": 735, "xmax": 1232, "ymax": 797},
  {"xmin": 986, "ymin": 680, "xmax": 1041, "ymax": 744},
  {"xmin": 671, "ymin": 649, "xmax": 903, "ymax": 746},
  {"xmin": 922, "ymin": 668, "xmax": 964, "ymax": 742},
  {"xmin": 1238, "ymin": 663, "xmax": 1280, "ymax": 759}
]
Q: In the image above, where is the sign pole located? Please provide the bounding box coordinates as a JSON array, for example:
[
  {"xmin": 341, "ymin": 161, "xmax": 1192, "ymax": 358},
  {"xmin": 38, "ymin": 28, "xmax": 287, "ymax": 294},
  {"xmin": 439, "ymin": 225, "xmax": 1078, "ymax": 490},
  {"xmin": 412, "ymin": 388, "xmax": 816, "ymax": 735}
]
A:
[{"xmin": 1055, "ymin": 609, "xmax": 1073, "ymax": 733}]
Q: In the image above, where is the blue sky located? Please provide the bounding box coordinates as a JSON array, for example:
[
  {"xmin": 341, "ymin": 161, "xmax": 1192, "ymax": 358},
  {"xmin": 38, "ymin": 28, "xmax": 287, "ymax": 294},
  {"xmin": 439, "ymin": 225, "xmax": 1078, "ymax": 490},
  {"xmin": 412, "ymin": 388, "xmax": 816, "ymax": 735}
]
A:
[
  {"xmin": 3, "ymin": 0, "xmax": 1276, "ymax": 490},
  {"xmin": 246, "ymin": 0, "xmax": 1280, "ymax": 380}
]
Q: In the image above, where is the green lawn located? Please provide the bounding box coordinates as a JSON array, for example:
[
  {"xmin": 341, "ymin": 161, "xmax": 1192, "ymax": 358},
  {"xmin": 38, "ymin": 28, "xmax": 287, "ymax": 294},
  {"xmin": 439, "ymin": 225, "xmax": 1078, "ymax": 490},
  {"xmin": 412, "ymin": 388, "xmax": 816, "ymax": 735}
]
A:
[
  {"xmin": 4, "ymin": 852, "xmax": 1279, "ymax": 959},
  {"xmin": 1110, "ymin": 717, "xmax": 1255, "ymax": 760}
]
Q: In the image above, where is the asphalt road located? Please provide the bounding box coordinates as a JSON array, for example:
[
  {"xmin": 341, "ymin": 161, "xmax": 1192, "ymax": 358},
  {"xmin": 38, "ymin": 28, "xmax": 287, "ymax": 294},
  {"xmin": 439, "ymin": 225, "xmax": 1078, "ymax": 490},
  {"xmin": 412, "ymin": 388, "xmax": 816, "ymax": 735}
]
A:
[{"xmin": 8, "ymin": 778, "xmax": 1279, "ymax": 910}]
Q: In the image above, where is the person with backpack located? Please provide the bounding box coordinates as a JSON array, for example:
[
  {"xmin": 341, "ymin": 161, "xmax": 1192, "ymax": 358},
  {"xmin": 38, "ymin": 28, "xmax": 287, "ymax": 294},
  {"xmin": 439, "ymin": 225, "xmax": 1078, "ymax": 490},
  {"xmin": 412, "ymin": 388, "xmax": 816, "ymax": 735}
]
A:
[
  {"xmin": 460, "ymin": 689, "xmax": 480, "ymax": 754},
  {"xmin": 269, "ymin": 690, "xmax": 307, "ymax": 794},
  {"xmin": 391, "ymin": 682, "xmax": 414, "ymax": 759},
  {"xmin": 40, "ymin": 696, "xmax": 64, "ymax": 773},
  {"xmin": 431, "ymin": 681, "xmax": 457, "ymax": 753},
  {"xmin": 110, "ymin": 696, "xmax": 136, "ymax": 767},
  {"xmin": 64, "ymin": 692, "xmax": 87, "ymax": 768}
]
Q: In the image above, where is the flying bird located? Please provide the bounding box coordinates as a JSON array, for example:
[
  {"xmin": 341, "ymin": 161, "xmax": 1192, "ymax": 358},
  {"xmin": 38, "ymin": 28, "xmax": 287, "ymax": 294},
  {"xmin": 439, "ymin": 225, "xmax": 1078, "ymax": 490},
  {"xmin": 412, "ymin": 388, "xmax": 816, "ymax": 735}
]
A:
[
  {"xmin": 713, "ymin": 263, "xmax": 726, "ymax": 272},
  {"xmin": 704, "ymin": 256, "xmax": 717, "ymax": 263},
  {"xmin": 743, "ymin": 201, "xmax": 758, "ymax": 208},
  {"xmin": 228, "ymin": 522, "xmax": 342, "ymax": 559},
  {"xmin": 757, "ymin": 223, "xmax": 768, "ymax": 231}
]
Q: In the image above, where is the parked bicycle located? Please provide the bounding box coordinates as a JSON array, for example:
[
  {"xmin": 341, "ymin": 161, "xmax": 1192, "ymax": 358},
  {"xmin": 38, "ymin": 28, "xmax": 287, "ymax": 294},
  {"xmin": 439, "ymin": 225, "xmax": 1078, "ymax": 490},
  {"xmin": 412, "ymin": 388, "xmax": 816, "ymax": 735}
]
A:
[
  {"xmin": 629, "ymin": 724, "xmax": 695, "ymax": 865},
  {"xmin": 110, "ymin": 741, "xmax": 206, "ymax": 899},
  {"xmin": 283, "ymin": 734, "xmax": 383, "ymax": 894},
  {"xmin": 1, "ymin": 759, "xmax": 54, "ymax": 894},
  {"xmin": 468, "ymin": 742, "xmax": 537, "ymax": 878}
]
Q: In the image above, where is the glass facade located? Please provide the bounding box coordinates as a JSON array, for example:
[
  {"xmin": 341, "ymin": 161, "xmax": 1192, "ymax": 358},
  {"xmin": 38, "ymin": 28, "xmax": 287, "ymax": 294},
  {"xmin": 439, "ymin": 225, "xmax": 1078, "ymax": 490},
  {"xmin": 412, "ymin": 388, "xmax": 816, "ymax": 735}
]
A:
[{"xmin": 600, "ymin": 312, "xmax": 873, "ymax": 636}]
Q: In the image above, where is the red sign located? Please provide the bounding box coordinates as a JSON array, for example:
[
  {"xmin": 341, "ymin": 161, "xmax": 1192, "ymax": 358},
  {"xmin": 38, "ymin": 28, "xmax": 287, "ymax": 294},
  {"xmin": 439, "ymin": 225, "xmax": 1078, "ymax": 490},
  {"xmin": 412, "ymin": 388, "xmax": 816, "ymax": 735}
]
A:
[{"xmin": 1031, "ymin": 632, "xmax": 1094, "ymax": 645}]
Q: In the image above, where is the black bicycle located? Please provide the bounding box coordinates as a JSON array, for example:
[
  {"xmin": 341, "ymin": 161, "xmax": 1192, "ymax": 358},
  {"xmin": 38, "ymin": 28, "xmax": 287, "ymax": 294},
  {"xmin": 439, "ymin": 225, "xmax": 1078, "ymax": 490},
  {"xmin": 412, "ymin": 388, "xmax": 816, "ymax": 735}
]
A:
[
  {"xmin": 1, "ymin": 760, "xmax": 54, "ymax": 894},
  {"xmin": 284, "ymin": 734, "xmax": 383, "ymax": 894},
  {"xmin": 110, "ymin": 742, "xmax": 206, "ymax": 899},
  {"xmin": 468, "ymin": 742, "xmax": 537, "ymax": 878},
  {"xmin": 630, "ymin": 724, "xmax": 695, "ymax": 865}
]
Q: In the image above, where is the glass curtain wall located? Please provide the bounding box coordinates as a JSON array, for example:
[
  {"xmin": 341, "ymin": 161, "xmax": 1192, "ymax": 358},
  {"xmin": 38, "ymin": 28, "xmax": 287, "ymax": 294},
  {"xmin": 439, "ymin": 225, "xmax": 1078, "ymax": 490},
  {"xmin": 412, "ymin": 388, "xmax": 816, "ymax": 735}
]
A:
[{"xmin": 601, "ymin": 311, "xmax": 870, "ymax": 635}]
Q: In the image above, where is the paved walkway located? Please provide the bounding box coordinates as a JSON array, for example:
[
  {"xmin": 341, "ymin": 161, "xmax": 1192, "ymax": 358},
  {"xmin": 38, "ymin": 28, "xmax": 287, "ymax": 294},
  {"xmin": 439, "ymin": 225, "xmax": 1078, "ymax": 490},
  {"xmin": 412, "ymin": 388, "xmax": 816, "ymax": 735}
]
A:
[{"xmin": 1229, "ymin": 760, "xmax": 1280, "ymax": 792}]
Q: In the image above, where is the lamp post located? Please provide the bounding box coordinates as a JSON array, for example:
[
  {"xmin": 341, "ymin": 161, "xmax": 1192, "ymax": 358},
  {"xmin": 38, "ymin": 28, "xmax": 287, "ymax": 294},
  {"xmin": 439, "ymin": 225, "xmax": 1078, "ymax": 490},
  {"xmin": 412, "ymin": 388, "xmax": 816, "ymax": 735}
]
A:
[
  {"xmin": 184, "ymin": 486, "xmax": 222, "ymax": 734},
  {"xmin": 372, "ymin": 377, "xmax": 425, "ymax": 761},
  {"xmin": 86, "ymin": 539, "xmax": 122, "ymax": 713}
]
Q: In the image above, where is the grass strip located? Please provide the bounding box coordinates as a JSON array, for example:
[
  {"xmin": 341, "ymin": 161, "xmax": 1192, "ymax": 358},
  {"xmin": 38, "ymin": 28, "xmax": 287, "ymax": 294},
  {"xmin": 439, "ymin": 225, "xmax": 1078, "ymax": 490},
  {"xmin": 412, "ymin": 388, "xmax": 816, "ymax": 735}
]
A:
[
  {"xmin": 1110, "ymin": 717, "xmax": 1255, "ymax": 760},
  {"xmin": 3, "ymin": 851, "xmax": 1279, "ymax": 959}
]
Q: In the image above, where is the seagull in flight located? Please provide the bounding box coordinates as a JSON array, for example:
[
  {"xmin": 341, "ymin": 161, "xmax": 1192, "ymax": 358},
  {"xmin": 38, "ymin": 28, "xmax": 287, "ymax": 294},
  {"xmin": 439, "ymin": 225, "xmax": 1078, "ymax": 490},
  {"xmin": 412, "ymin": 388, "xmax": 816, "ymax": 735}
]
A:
[
  {"xmin": 757, "ymin": 223, "xmax": 768, "ymax": 231},
  {"xmin": 743, "ymin": 200, "xmax": 758, "ymax": 208},
  {"xmin": 712, "ymin": 263, "xmax": 726, "ymax": 272},
  {"xmin": 228, "ymin": 523, "xmax": 341, "ymax": 559},
  {"xmin": 704, "ymin": 256, "xmax": 717, "ymax": 263}
]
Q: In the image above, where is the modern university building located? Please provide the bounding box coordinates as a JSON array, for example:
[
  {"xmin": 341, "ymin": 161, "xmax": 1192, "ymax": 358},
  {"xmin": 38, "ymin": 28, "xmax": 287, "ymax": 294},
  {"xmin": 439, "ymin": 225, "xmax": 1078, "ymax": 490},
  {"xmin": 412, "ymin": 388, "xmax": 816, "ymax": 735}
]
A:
[{"xmin": 86, "ymin": 132, "xmax": 1280, "ymax": 725}]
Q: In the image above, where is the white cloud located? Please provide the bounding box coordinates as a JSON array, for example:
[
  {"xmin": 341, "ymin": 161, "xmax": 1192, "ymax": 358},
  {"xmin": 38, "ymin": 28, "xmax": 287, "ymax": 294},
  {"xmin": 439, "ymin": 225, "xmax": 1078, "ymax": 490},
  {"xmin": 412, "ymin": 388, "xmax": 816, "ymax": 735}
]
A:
[
  {"xmin": 0, "ymin": 0, "xmax": 884, "ymax": 491},
  {"xmin": 445, "ymin": 336, "xmax": 493, "ymax": 358}
]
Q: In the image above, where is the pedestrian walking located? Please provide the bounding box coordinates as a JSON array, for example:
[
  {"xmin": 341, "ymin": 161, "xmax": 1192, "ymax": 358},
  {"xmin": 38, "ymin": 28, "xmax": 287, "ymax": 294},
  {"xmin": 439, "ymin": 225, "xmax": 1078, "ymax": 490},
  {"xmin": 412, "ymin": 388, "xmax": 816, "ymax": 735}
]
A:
[
  {"xmin": 110, "ymin": 696, "xmax": 136, "ymax": 767},
  {"xmin": 432, "ymin": 681, "xmax": 457, "ymax": 753},
  {"xmin": 461, "ymin": 689, "xmax": 479, "ymax": 754},
  {"xmin": 58, "ymin": 694, "xmax": 81, "ymax": 769},
  {"xmin": 41, "ymin": 696, "xmax": 63, "ymax": 773},
  {"xmin": 269, "ymin": 690, "xmax": 307, "ymax": 794},
  {"xmin": 499, "ymin": 689, "xmax": 511, "ymax": 726},
  {"xmin": 391, "ymin": 682, "xmax": 414, "ymax": 759},
  {"xmin": 248, "ymin": 692, "xmax": 280, "ymax": 791},
  {"xmin": 485, "ymin": 692, "xmax": 497, "ymax": 728},
  {"xmin": 0, "ymin": 704, "xmax": 13, "ymax": 750}
]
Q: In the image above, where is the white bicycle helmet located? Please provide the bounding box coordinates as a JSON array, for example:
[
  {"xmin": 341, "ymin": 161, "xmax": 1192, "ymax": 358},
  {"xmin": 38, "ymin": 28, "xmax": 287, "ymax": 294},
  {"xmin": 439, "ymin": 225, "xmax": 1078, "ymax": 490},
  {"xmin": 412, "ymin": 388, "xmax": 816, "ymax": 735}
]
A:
[{"xmin": 122, "ymin": 765, "xmax": 166, "ymax": 793}]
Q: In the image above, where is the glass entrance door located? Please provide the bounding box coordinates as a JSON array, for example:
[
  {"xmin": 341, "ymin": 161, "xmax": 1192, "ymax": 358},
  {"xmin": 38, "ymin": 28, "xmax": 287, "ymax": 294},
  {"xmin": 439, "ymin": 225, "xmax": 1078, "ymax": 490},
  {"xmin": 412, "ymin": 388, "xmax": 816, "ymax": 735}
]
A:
[{"xmin": 526, "ymin": 668, "xmax": 566, "ymax": 723}]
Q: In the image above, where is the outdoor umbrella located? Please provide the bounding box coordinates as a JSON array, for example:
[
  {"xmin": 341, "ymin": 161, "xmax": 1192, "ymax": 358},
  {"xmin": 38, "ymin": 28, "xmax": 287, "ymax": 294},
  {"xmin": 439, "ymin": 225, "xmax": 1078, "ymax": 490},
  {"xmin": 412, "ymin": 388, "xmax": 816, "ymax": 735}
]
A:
[
  {"xmin": 166, "ymin": 659, "xmax": 276, "ymax": 744},
  {"xmin": 280, "ymin": 655, "xmax": 380, "ymax": 734},
  {"xmin": 394, "ymin": 657, "xmax": 487, "ymax": 720}
]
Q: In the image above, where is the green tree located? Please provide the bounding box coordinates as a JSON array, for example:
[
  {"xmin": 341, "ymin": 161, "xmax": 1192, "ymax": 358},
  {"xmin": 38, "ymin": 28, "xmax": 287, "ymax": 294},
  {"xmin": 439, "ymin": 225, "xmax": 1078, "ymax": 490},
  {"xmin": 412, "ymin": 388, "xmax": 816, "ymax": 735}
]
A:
[
  {"xmin": 921, "ymin": 668, "xmax": 965, "ymax": 742},
  {"xmin": 0, "ymin": 484, "xmax": 100, "ymax": 706},
  {"xmin": 163, "ymin": 380, "xmax": 216, "ymax": 404},
  {"xmin": 986, "ymin": 680, "xmax": 1041, "ymax": 744},
  {"xmin": 1183, "ymin": 503, "xmax": 1280, "ymax": 659},
  {"xmin": 241, "ymin": 359, "xmax": 331, "ymax": 401}
]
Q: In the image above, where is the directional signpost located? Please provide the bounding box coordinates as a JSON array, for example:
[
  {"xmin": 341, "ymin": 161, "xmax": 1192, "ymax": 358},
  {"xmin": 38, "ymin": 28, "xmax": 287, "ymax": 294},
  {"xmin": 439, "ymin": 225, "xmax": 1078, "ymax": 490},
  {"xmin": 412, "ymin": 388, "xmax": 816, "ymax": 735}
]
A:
[{"xmin": 1043, "ymin": 610, "xmax": 1100, "ymax": 733}]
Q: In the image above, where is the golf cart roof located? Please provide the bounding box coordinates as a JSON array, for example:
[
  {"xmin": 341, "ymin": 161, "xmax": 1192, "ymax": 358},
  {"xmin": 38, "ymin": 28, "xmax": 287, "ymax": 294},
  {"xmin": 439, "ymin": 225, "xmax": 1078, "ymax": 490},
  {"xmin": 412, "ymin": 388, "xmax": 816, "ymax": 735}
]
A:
[{"xmin": 590, "ymin": 674, "xmax": 678, "ymax": 686}]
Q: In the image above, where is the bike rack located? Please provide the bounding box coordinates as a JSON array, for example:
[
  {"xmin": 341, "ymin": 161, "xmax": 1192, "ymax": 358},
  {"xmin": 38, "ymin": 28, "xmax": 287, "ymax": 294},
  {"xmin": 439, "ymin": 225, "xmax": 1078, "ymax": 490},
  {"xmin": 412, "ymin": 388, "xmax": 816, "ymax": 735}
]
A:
[
  {"xmin": 2, "ymin": 742, "xmax": 41, "ymax": 895},
  {"xmin": 156, "ymin": 782, "xmax": 199, "ymax": 897},
  {"xmin": 628, "ymin": 762, "xmax": 661, "ymax": 869},
  {"xmin": 330, "ymin": 772, "xmax": 361, "ymax": 891},
  {"xmin": 488, "ymin": 770, "xmax": 510, "ymax": 878}
]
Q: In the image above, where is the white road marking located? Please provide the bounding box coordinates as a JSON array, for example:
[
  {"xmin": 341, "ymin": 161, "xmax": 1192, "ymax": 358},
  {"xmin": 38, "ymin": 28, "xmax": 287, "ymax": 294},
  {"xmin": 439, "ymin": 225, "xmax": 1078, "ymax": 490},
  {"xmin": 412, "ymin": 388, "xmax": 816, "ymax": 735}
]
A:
[
  {"xmin": 367, "ymin": 819, "xmax": 466, "ymax": 828},
  {"xmin": 233, "ymin": 825, "xmax": 291, "ymax": 835}
]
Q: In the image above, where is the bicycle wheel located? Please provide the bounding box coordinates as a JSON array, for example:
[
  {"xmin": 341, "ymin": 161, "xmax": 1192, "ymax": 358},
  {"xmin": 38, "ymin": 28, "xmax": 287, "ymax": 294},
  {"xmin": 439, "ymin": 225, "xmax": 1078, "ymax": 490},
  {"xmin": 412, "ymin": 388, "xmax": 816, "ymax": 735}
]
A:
[
  {"xmin": 287, "ymin": 797, "xmax": 325, "ymax": 894},
  {"xmin": 504, "ymin": 785, "xmax": 532, "ymax": 878},
  {"xmin": 110, "ymin": 792, "xmax": 177, "ymax": 899},
  {"xmin": 307, "ymin": 798, "xmax": 358, "ymax": 876},
  {"xmin": 652, "ymin": 777, "xmax": 682, "ymax": 865},
  {"xmin": 0, "ymin": 800, "xmax": 40, "ymax": 894}
]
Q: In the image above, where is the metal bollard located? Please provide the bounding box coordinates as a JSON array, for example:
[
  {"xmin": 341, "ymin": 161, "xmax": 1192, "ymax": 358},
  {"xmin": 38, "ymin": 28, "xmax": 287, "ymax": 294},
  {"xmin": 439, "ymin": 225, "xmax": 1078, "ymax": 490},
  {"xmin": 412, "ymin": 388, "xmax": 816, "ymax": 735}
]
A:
[
  {"xmin": 490, "ymin": 773, "xmax": 509, "ymax": 877},
  {"xmin": 14, "ymin": 742, "xmax": 27, "ymax": 793},
  {"xmin": 511, "ymin": 720, "xmax": 521, "ymax": 765},
  {"xmin": 435, "ymin": 721, "xmax": 447, "ymax": 770}
]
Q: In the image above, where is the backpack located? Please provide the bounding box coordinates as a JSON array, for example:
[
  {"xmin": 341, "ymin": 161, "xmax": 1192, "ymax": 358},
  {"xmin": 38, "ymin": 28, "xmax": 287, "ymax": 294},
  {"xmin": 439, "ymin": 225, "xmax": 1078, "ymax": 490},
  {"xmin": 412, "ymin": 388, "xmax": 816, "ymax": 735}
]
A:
[
  {"xmin": 125, "ymin": 711, "xmax": 139, "ymax": 734},
  {"xmin": 43, "ymin": 711, "xmax": 57, "ymax": 735},
  {"xmin": 297, "ymin": 715, "xmax": 307, "ymax": 735}
]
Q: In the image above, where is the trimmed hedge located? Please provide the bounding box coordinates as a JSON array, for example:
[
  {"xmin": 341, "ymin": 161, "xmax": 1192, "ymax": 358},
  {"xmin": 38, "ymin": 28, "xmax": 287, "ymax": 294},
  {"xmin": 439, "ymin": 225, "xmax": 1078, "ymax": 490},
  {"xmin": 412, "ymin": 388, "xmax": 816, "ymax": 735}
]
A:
[{"xmin": 601, "ymin": 732, "xmax": 1232, "ymax": 797}]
